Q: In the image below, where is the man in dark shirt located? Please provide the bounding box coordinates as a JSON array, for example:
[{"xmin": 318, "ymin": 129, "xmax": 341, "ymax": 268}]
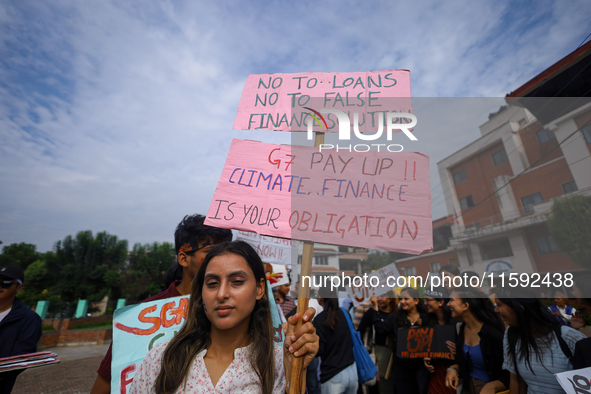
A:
[
  {"xmin": 90, "ymin": 214, "xmax": 232, "ymax": 394},
  {"xmin": 0, "ymin": 265, "xmax": 42, "ymax": 393}
]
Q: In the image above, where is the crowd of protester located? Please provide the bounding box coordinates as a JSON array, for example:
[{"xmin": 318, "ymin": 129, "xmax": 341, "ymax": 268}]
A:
[
  {"xmin": 79, "ymin": 214, "xmax": 590, "ymax": 394},
  {"xmin": 296, "ymin": 264, "xmax": 591, "ymax": 394}
]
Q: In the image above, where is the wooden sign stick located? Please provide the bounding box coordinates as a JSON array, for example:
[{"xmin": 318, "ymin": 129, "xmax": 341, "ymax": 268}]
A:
[{"xmin": 288, "ymin": 131, "xmax": 324, "ymax": 394}]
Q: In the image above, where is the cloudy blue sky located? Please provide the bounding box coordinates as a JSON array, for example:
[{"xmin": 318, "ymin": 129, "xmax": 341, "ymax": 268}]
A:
[{"xmin": 1, "ymin": 0, "xmax": 590, "ymax": 252}]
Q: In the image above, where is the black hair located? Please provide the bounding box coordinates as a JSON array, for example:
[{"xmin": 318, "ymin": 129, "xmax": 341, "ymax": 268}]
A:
[
  {"xmin": 497, "ymin": 296, "xmax": 560, "ymax": 375},
  {"xmin": 425, "ymin": 289, "xmax": 452, "ymax": 326},
  {"xmin": 451, "ymin": 287, "xmax": 504, "ymax": 332},
  {"xmin": 155, "ymin": 241, "xmax": 274, "ymax": 394},
  {"xmin": 174, "ymin": 214, "xmax": 233, "ymax": 255},
  {"xmin": 439, "ymin": 264, "xmax": 460, "ymax": 276},
  {"xmin": 395, "ymin": 287, "xmax": 426, "ymax": 327},
  {"xmin": 161, "ymin": 214, "xmax": 233, "ymax": 289}
]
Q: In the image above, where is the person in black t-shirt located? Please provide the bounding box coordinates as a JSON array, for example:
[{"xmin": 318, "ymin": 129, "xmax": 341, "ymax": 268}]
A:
[
  {"xmin": 358, "ymin": 290, "xmax": 398, "ymax": 394},
  {"xmin": 314, "ymin": 292, "xmax": 357, "ymax": 394}
]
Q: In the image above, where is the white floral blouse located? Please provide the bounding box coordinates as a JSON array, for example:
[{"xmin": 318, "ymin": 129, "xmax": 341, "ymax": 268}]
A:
[{"xmin": 129, "ymin": 341, "xmax": 285, "ymax": 393}]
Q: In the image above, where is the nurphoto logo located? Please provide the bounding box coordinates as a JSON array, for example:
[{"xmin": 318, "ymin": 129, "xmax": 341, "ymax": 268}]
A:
[{"xmin": 304, "ymin": 107, "xmax": 418, "ymax": 152}]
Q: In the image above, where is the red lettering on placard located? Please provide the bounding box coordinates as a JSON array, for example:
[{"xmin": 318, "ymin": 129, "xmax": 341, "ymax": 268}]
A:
[{"xmin": 120, "ymin": 363, "xmax": 136, "ymax": 394}]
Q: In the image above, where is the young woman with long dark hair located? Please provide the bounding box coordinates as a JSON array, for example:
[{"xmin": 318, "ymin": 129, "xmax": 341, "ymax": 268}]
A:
[
  {"xmin": 445, "ymin": 287, "xmax": 508, "ymax": 394},
  {"xmin": 314, "ymin": 292, "xmax": 358, "ymax": 394},
  {"xmin": 423, "ymin": 288, "xmax": 455, "ymax": 394},
  {"xmin": 495, "ymin": 288, "xmax": 586, "ymax": 393},
  {"xmin": 373, "ymin": 287, "xmax": 428, "ymax": 394},
  {"xmin": 129, "ymin": 241, "xmax": 319, "ymax": 394}
]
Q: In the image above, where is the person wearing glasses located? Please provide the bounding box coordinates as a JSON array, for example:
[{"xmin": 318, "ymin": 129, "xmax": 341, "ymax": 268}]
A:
[
  {"xmin": 0, "ymin": 265, "xmax": 42, "ymax": 393},
  {"xmin": 91, "ymin": 214, "xmax": 233, "ymax": 394},
  {"xmin": 445, "ymin": 287, "xmax": 508, "ymax": 394}
]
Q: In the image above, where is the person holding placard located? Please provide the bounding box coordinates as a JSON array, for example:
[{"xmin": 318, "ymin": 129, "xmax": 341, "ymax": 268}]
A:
[
  {"xmin": 423, "ymin": 288, "xmax": 456, "ymax": 394},
  {"xmin": 495, "ymin": 287, "xmax": 586, "ymax": 393},
  {"xmin": 91, "ymin": 214, "xmax": 233, "ymax": 394},
  {"xmin": 373, "ymin": 287, "xmax": 428, "ymax": 394},
  {"xmin": 445, "ymin": 287, "xmax": 508, "ymax": 394},
  {"xmin": 358, "ymin": 291, "xmax": 398, "ymax": 394},
  {"xmin": 129, "ymin": 241, "xmax": 319, "ymax": 394}
]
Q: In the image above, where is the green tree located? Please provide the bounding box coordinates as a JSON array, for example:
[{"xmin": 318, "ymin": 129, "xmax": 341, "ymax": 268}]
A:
[
  {"xmin": 47, "ymin": 230, "xmax": 128, "ymax": 304},
  {"xmin": 0, "ymin": 242, "xmax": 40, "ymax": 270},
  {"xmin": 122, "ymin": 242, "xmax": 175, "ymax": 303},
  {"xmin": 18, "ymin": 258, "xmax": 62, "ymax": 307},
  {"xmin": 547, "ymin": 194, "xmax": 591, "ymax": 270},
  {"xmin": 365, "ymin": 250, "xmax": 393, "ymax": 272}
]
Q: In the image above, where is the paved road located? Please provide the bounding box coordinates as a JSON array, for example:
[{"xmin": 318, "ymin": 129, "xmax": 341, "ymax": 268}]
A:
[{"xmin": 12, "ymin": 343, "xmax": 110, "ymax": 394}]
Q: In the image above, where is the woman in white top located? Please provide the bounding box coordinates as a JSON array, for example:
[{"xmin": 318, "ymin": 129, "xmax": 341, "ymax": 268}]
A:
[
  {"xmin": 130, "ymin": 241, "xmax": 319, "ymax": 394},
  {"xmin": 495, "ymin": 287, "xmax": 586, "ymax": 394}
]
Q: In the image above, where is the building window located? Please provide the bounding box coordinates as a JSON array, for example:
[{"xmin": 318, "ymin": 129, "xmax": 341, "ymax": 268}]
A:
[
  {"xmin": 535, "ymin": 235, "xmax": 559, "ymax": 254},
  {"xmin": 521, "ymin": 192, "xmax": 543, "ymax": 213},
  {"xmin": 562, "ymin": 180, "xmax": 578, "ymax": 194},
  {"xmin": 582, "ymin": 124, "xmax": 591, "ymax": 144},
  {"xmin": 315, "ymin": 256, "xmax": 328, "ymax": 265},
  {"xmin": 430, "ymin": 262, "xmax": 441, "ymax": 273},
  {"xmin": 400, "ymin": 266, "xmax": 416, "ymax": 276},
  {"xmin": 459, "ymin": 195, "xmax": 475, "ymax": 210},
  {"xmin": 492, "ymin": 149, "xmax": 508, "ymax": 166},
  {"xmin": 297, "ymin": 255, "xmax": 302, "ymax": 265},
  {"xmin": 453, "ymin": 169, "xmax": 467, "ymax": 184},
  {"xmin": 479, "ymin": 237, "xmax": 513, "ymax": 260},
  {"xmin": 536, "ymin": 128, "xmax": 556, "ymax": 144}
]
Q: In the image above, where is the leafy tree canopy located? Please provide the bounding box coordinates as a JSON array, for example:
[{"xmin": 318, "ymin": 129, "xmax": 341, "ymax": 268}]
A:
[{"xmin": 547, "ymin": 194, "xmax": 591, "ymax": 270}]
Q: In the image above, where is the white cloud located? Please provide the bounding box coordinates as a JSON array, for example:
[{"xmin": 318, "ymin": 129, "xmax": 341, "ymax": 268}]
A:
[{"xmin": 0, "ymin": 0, "xmax": 589, "ymax": 251}]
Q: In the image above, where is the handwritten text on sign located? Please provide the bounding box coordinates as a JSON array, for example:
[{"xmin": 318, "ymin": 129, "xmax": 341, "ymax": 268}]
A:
[
  {"xmin": 555, "ymin": 367, "xmax": 591, "ymax": 394},
  {"xmin": 233, "ymin": 71, "xmax": 411, "ymax": 131},
  {"xmin": 205, "ymin": 139, "xmax": 432, "ymax": 254},
  {"xmin": 235, "ymin": 230, "xmax": 297, "ymax": 266},
  {"xmin": 111, "ymin": 296, "xmax": 189, "ymax": 394},
  {"xmin": 346, "ymin": 262, "xmax": 400, "ymax": 307},
  {"xmin": 396, "ymin": 326, "xmax": 456, "ymax": 360}
]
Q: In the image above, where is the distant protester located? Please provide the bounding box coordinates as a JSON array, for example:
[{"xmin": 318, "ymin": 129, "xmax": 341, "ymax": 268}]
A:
[
  {"xmin": 374, "ymin": 287, "xmax": 429, "ymax": 394},
  {"xmin": 358, "ymin": 290, "xmax": 398, "ymax": 394},
  {"xmin": 548, "ymin": 290, "xmax": 576, "ymax": 326},
  {"xmin": 0, "ymin": 265, "xmax": 42, "ymax": 394},
  {"xmin": 424, "ymin": 288, "xmax": 456, "ymax": 394},
  {"xmin": 495, "ymin": 287, "xmax": 586, "ymax": 393},
  {"xmin": 445, "ymin": 287, "xmax": 508, "ymax": 394},
  {"xmin": 314, "ymin": 289, "xmax": 358, "ymax": 394}
]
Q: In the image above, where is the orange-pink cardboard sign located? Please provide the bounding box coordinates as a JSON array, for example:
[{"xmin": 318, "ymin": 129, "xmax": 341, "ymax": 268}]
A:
[
  {"xmin": 233, "ymin": 70, "xmax": 411, "ymax": 131},
  {"xmin": 205, "ymin": 139, "xmax": 432, "ymax": 255}
]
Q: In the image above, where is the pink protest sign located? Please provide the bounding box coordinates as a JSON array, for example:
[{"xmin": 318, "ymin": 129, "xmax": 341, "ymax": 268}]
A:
[
  {"xmin": 205, "ymin": 139, "xmax": 432, "ymax": 254},
  {"xmin": 233, "ymin": 70, "xmax": 411, "ymax": 132}
]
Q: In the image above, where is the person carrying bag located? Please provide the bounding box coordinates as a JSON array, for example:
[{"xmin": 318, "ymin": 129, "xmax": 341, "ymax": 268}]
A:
[{"xmin": 341, "ymin": 307, "xmax": 378, "ymax": 384}]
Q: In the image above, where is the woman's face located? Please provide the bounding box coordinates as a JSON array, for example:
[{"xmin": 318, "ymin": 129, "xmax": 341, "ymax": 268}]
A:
[
  {"xmin": 425, "ymin": 297, "xmax": 443, "ymax": 314},
  {"xmin": 399, "ymin": 291, "xmax": 418, "ymax": 312},
  {"xmin": 447, "ymin": 292, "xmax": 466, "ymax": 318},
  {"xmin": 202, "ymin": 253, "xmax": 265, "ymax": 331},
  {"xmin": 494, "ymin": 299, "xmax": 517, "ymax": 327}
]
